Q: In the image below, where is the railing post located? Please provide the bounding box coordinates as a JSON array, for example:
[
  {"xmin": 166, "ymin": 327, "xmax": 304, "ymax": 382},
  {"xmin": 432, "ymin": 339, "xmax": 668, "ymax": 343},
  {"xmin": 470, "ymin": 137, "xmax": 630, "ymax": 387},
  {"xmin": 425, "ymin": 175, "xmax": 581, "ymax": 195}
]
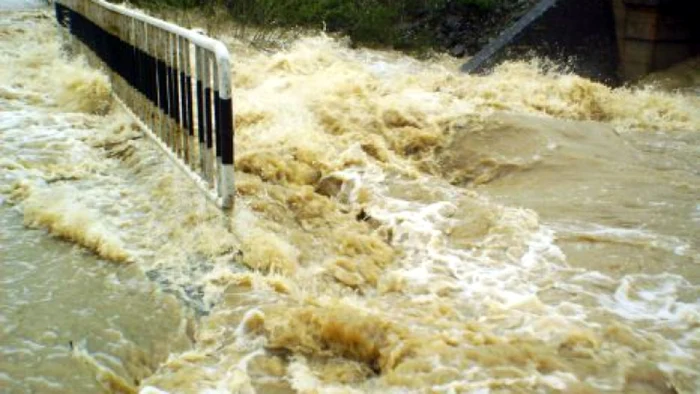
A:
[{"xmin": 215, "ymin": 46, "xmax": 234, "ymax": 210}]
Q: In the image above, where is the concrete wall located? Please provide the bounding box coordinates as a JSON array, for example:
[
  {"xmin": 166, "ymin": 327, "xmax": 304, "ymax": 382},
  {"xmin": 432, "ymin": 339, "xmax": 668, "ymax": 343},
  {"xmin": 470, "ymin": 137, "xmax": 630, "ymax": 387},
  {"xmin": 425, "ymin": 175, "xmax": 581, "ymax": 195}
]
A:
[
  {"xmin": 463, "ymin": 0, "xmax": 621, "ymax": 85},
  {"xmin": 614, "ymin": 0, "xmax": 700, "ymax": 81},
  {"xmin": 462, "ymin": 0, "xmax": 699, "ymax": 85}
]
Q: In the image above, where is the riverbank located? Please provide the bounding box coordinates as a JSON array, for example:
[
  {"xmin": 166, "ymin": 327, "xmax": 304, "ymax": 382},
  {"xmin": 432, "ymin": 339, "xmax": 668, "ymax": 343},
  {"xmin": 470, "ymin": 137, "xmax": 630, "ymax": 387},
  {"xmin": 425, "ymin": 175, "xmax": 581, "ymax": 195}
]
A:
[{"xmin": 126, "ymin": 0, "xmax": 537, "ymax": 57}]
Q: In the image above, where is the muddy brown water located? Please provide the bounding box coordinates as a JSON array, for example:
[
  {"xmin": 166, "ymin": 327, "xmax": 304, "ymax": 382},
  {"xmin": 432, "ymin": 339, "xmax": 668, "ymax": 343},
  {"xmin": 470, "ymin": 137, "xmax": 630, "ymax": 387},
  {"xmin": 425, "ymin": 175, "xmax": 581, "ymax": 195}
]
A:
[{"xmin": 1, "ymin": 5, "xmax": 699, "ymax": 394}]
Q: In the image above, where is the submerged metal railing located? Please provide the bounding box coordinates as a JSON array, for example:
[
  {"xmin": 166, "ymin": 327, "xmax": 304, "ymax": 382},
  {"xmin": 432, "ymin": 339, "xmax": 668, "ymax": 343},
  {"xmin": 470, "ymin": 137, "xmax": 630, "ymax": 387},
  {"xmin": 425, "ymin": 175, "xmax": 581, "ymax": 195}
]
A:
[{"xmin": 54, "ymin": 0, "xmax": 235, "ymax": 209}]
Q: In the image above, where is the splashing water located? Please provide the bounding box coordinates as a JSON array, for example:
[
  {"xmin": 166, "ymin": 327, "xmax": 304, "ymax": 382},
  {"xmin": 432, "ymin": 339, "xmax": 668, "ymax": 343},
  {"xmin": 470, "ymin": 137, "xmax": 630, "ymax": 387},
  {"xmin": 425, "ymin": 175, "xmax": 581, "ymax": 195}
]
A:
[{"xmin": 2, "ymin": 6, "xmax": 699, "ymax": 394}]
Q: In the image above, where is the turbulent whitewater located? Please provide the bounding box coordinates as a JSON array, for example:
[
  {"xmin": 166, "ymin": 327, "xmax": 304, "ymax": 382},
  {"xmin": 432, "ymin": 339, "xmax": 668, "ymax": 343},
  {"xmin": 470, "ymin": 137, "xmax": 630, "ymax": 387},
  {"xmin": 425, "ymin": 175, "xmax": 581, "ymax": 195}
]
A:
[{"xmin": 1, "ymin": 6, "xmax": 699, "ymax": 394}]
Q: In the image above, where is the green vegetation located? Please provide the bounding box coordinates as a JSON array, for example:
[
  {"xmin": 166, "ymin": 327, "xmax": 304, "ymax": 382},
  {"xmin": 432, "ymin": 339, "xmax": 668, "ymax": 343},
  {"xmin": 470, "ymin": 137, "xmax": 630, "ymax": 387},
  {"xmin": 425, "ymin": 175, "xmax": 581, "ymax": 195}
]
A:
[{"xmin": 128, "ymin": 0, "xmax": 503, "ymax": 50}]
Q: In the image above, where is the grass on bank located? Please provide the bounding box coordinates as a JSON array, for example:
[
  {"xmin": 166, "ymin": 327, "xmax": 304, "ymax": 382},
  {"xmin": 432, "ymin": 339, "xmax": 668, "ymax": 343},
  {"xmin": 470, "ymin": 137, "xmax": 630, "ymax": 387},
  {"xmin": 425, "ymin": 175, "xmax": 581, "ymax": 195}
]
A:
[{"xmin": 126, "ymin": 0, "xmax": 503, "ymax": 51}]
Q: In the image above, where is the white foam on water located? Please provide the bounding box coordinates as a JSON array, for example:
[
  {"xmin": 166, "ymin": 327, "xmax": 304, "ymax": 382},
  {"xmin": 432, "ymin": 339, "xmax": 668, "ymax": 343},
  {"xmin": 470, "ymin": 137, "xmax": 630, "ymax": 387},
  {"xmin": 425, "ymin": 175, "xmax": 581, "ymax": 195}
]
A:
[
  {"xmin": 328, "ymin": 162, "xmax": 699, "ymax": 391},
  {"xmin": 141, "ymin": 387, "xmax": 172, "ymax": 394},
  {"xmin": 340, "ymin": 165, "xmax": 560, "ymax": 315},
  {"xmin": 600, "ymin": 274, "xmax": 700, "ymax": 324},
  {"xmin": 551, "ymin": 221, "xmax": 693, "ymax": 257}
]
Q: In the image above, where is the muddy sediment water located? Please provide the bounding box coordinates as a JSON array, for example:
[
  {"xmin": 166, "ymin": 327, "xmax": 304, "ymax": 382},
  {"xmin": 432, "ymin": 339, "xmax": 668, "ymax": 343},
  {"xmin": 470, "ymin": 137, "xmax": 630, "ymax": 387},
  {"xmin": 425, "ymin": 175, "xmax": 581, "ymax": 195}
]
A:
[
  {"xmin": 1, "ymin": 10, "xmax": 195, "ymax": 393},
  {"xmin": 1, "ymin": 5, "xmax": 699, "ymax": 394}
]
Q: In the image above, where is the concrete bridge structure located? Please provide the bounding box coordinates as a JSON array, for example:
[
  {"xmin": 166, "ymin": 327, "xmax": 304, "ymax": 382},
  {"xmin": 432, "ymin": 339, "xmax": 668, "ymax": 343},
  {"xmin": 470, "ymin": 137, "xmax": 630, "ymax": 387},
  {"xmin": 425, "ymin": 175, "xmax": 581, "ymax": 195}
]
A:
[
  {"xmin": 613, "ymin": 0, "xmax": 699, "ymax": 82},
  {"xmin": 462, "ymin": 0, "xmax": 699, "ymax": 85}
]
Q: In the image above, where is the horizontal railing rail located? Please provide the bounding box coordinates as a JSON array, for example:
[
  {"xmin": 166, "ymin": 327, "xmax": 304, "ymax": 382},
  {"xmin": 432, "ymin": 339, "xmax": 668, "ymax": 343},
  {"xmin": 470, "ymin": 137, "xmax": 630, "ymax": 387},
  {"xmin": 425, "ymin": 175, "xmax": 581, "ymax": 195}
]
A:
[{"xmin": 54, "ymin": 0, "xmax": 235, "ymax": 209}]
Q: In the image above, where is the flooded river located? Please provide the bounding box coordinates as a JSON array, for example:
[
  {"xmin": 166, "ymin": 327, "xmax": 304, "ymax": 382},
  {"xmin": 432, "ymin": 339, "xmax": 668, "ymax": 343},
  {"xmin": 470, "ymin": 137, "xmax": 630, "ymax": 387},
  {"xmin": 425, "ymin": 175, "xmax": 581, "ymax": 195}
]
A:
[{"xmin": 1, "ymin": 4, "xmax": 699, "ymax": 394}]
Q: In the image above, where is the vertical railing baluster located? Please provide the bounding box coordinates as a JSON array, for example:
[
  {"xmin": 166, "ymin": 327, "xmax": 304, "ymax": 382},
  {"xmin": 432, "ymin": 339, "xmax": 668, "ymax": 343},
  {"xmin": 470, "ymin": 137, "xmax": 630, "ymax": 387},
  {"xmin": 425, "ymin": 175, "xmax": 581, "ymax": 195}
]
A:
[
  {"xmin": 184, "ymin": 39, "xmax": 196, "ymax": 169},
  {"xmin": 157, "ymin": 28, "xmax": 169, "ymax": 145},
  {"xmin": 171, "ymin": 33, "xmax": 182, "ymax": 158},
  {"xmin": 204, "ymin": 52, "xmax": 215, "ymax": 187},
  {"xmin": 212, "ymin": 57, "xmax": 222, "ymax": 194},
  {"xmin": 147, "ymin": 23, "xmax": 158, "ymax": 135},
  {"xmin": 178, "ymin": 36, "xmax": 189, "ymax": 164},
  {"xmin": 165, "ymin": 30, "xmax": 174, "ymax": 150},
  {"xmin": 173, "ymin": 33, "xmax": 179, "ymax": 155},
  {"xmin": 195, "ymin": 46, "xmax": 206, "ymax": 179}
]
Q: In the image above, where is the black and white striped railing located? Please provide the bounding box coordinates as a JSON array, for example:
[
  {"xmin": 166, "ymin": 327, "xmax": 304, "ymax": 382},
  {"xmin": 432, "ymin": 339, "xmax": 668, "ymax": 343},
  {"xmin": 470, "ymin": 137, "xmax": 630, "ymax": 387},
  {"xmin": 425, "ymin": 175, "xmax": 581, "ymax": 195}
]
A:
[{"xmin": 55, "ymin": 0, "xmax": 235, "ymax": 209}]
